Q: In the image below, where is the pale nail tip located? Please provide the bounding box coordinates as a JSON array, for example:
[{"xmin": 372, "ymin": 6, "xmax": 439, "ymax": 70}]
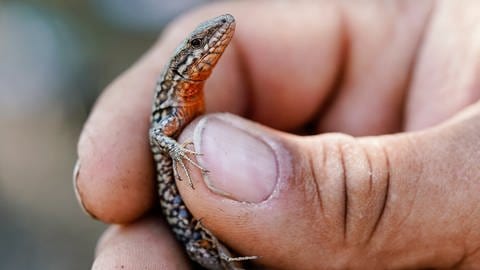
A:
[
  {"xmin": 72, "ymin": 159, "xmax": 81, "ymax": 199},
  {"xmin": 72, "ymin": 159, "xmax": 98, "ymax": 220}
]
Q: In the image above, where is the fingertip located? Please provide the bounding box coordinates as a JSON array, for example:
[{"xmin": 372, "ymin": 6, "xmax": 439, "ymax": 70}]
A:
[
  {"xmin": 93, "ymin": 217, "xmax": 190, "ymax": 270},
  {"xmin": 75, "ymin": 79, "xmax": 156, "ymax": 223}
]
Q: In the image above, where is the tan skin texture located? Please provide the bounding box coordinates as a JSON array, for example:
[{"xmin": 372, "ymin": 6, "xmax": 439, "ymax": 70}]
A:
[{"xmin": 77, "ymin": 1, "xmax": 480, "ymax": 269}]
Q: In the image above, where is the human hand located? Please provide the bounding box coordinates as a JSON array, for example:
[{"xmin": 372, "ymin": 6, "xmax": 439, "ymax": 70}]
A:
[{"xmin": 75, "ymin": 1, "xmax": 480, "ymax": 269}]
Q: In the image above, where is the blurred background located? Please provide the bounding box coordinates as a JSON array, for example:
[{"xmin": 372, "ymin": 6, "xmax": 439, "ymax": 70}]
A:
[{"xmin": 0, "ymin": 0, "xmax": 216, "ymax": 269}]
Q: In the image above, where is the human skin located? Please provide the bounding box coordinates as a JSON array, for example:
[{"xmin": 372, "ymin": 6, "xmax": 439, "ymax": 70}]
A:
[{"xmin": 75, "ymin": 1, "xmax": 480, "ymax": 269}]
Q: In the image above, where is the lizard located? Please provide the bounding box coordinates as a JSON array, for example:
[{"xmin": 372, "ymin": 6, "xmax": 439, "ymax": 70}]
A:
[{"xmin": 149, "ymin": 14, "xmax": 256, "ymax": 270}]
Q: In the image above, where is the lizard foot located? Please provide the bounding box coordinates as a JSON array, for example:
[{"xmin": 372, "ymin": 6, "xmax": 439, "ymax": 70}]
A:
[
  {"xmin": 194, "ymin": 219, "xmax": 259, "ymax": 265},
  {"xmin": 169, "ymin": 139, "xmax": 209, "ymax": 189}
]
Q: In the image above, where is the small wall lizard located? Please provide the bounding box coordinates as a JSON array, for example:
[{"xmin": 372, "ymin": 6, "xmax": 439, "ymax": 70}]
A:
[{"xmin": 149, "ymin": 14, "xmax": 255, "ymax": 270}]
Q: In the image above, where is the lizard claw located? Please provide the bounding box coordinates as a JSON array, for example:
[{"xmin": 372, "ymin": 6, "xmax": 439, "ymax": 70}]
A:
[{"xmin": 180, "ymin": 140, "xmax": 203, "ymax": 156}]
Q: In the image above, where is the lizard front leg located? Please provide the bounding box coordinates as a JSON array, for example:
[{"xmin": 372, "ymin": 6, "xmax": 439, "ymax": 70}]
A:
[{"xmin": 150, "ymin": 121, "xmax": 208, "ymax": 189}]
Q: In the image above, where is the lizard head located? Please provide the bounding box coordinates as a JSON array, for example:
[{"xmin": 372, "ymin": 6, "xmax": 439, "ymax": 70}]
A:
[{"xmin": 170, "ymin": 14, "xmax": 235, "ymax": 82}]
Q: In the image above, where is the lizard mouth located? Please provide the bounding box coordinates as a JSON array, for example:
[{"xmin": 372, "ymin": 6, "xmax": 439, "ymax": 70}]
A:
[{"xmin": 173, "ymin": 69, "xmax": 204, "ymax": 82}]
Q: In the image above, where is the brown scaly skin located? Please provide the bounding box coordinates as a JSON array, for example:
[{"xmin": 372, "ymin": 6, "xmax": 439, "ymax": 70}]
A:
[{"xmin": 149, "ymin": 14, "xmax": 254, "ymax": 270}]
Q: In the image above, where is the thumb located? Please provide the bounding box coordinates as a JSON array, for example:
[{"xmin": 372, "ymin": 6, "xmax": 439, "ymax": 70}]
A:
[{"xmin": 177, "ymin": 111, "xmax": 480, "ymax": 269}]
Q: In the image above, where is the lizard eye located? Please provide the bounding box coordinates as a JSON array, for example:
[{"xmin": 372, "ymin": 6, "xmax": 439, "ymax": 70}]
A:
[{"xmin": 190, "ymin": 38, "xmax": 203, "ymax": 48}]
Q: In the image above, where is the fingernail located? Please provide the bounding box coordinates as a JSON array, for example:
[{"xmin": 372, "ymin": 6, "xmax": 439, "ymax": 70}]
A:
[
  {"xmin": 73, "ymin": 159, "xmax": 82, "ymax": 202},
  {"xmin": 73, "ymin": 159, "xmax": 97, "ymax": 219},
  {"xmin": 194, "ymin": 115, "xmax": 278, "ymax": 203}
]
